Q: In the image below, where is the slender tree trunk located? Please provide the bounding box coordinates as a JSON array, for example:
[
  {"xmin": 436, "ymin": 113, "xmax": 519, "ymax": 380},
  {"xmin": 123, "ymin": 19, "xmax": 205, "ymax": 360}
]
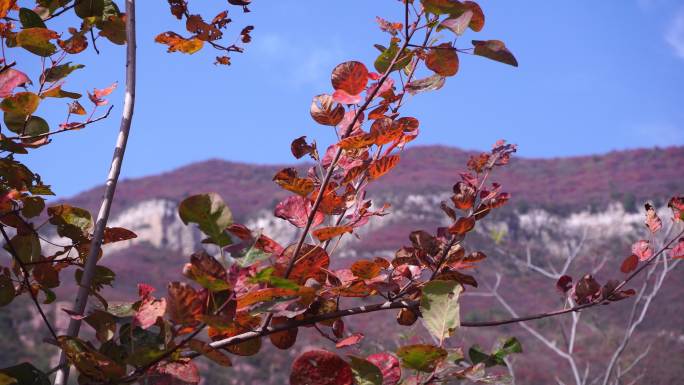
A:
[{"xmin": 53, "ymin": 1, "xmax": 136, "ymax": 383}]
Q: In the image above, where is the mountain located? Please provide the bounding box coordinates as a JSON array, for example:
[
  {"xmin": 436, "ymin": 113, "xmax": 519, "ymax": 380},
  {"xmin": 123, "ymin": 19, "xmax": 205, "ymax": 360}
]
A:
[{"xmin": 24, "ymin": 145, "xmax": 684, "ymax": 384}]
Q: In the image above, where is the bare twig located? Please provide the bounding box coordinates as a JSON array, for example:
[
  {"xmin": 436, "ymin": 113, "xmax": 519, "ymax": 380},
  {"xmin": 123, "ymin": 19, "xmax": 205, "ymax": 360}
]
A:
[
  {"xmin": 53, "ymin": 1, "xmax": 136, "ymax": 383},
  {"xmin": 0, "ymin": 225, "xmax": 59, "ymax": 342}
]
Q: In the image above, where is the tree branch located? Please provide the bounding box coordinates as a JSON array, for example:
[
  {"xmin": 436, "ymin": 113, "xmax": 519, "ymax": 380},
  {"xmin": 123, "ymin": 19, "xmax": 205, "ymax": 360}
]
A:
[
  {"xmin": 53, "ymin": 1, "xmax": 136, "ymax": 383},
  {"xmin": 0, "ymin": 225, "xmax": 59, "ymax": 342}
]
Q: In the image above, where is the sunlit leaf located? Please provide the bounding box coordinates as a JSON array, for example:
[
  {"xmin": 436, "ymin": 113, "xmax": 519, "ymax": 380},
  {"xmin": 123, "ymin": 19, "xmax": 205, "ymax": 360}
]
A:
[
  {"xmin": 16, "ymin": 28, "xmax": 58, "ymax": 57},
  {"xmin": 155, "ymin": 32, "xmax": 204, "ymax": 54},
  {"xmin": 0, "ymin": 93, "xmax": 40, "ymax": 116},
  {"xmin": 178, "ymin": 193, "xmax": 233, "ymax": 247},
  {"xmin": 420, "ymin": 280, "xmax": 462, "ymax": 343}
]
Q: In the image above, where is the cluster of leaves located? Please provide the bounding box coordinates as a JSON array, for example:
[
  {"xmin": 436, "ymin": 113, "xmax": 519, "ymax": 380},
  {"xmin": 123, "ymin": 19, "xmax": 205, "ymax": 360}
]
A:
[
  {"xmin": 156, "ymin": 0, "xmax": 254, "ymax": 65},
  {"xmin": 0, "ymin": 0, "xmax": 132, "ymax": 315}
]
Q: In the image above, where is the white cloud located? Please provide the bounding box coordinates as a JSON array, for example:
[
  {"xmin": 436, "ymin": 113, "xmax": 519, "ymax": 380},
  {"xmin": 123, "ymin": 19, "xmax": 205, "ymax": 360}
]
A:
[
  {"xmin": 666, "ymin": 8, "xmax": 684, "ymax": 59},
  {"xmin": 252, "ymin": 32, "xmax": 344, "ymax": 88}
]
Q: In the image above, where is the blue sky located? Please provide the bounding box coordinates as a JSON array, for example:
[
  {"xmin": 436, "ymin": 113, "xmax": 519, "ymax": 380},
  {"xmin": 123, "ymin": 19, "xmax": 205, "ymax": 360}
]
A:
[{"xmin": 21, "ymin": 0, "xmax": 684, "ymax": 198}]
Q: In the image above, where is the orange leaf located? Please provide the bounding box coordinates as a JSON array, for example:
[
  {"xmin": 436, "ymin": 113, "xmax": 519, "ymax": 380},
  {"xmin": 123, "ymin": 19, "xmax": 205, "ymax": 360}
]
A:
[
  {"xmin": 269, "ymin": 317, "xmax": 298, "ymax": 349},
  {"xmin": 368, "ymin": 154, "xmax": 400, "ymax": 180},
  {"xmin": 313, "ymin": 225, "xmax": 353, "ymax": 242},
  {"xmin": 351, "ymin": 259, "xmax": 381, "ymax": 279},
  {"xmin": 338, "ymin": 132, "xmax": 376, "ymax": 150},
  {"xmin": 155, "ymin": 31, "xmax": 204, "ymax": 54},
  {"xmin": 273, "ymin": 168, "xmax": 315, "ymax": 196},
  {"xmin": 277, "ymin": 244, "xmax": 330, "ymax": 284},
  {"xmin": 310, "ymin": 94, "xmax": 345, "ymax": 126},
  {"xmin": 335, "ymin": 333, "xmax": 364, "ymax": 348}
]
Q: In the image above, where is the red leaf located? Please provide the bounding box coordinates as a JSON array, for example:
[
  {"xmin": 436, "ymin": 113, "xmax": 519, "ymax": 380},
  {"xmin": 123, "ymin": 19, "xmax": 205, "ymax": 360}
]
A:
[
  {"xmin": 333, "ymin": 89, "xmax": 361, "ymax": 104},
  {"xmin": 135, "ymin": 296, "xmax": 167, "ymax": 330},
  {"xmin": 0, "ymin": 69, "xmax": 30, "ymax": 98},
  {"xmin": 335, "ymin": 333, "xmax": 364, "ymax": 348},
  {"xmin": 367, "ymin": 352, "xmax": 401, "ymax": 385},
  {"xmin": 449, "ymin": 216, "xmax": 475, "ymax": 235},
  {"xmin": 331, "ymin": 61, "xmax": 369, "ymax": 95},
  {"xmin": 620, "ymin": 254, "xmax": 638, "ymax": 274},
  {"xmin": 138, "ymin": 283, "xmax": 156, "ymax": 298},
  {"xmin": 146, "ymin": 359, "xmax": 199, "ymax": 385},
  {"xmin": 425, "ymin": 43, "xmax": 459, "ymax": 76},
  {"xmin": 556, "ymin": 275, "xmax": 572, "ymax": 293},
  {"xmin": 631, "ymin": 240, "xmax": 653, "ymax": 262},
  {"xmin": 472, "ymin": 40, "xmax": 518, "ymax": 67},
  {"xmin": 290, "ymin": 350, "xmax": 353, "ymax": 385},
  {"xmin": 275, "ymin": 195, "xmax": 324, "ymax": 228},
  {"xmin": 668, "ymin": 196, "xmax": 684, "ymax": 222},
  {"xmin": 103, "ymin": 227, "xmax": 137, "ymax": 244},
  {"xmin": 671, "ymin": 238, "xmax": 684, "ymax": 259}
]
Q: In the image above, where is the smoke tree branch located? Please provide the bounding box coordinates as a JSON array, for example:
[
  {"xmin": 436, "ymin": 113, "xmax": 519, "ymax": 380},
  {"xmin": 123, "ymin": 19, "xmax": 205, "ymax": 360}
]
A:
[{"xmin": 53, "ymin": 1, "xmax": 137, "ymax": 383}]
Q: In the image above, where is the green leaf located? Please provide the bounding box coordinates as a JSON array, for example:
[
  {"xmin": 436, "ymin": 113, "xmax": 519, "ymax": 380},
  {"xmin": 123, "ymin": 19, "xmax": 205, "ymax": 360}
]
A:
[
  {"xmin": 4, "ymin": 233, "xmax": 41, "ymax": 265},
  {"xmin": 48, "ymin": 204, "xmax": 93, "ymax": 242},
  {"xmin": 58, "ymin": 336, "xmax": 126, "ymax": 381},
  {"xmin": 178, "ymin": 193, "xmax": 233, "ymax": 247},
  {"xmin": 98, "ymin": 15, "xmax": 126, "ymax": 45},
  {"xmin": 3, "ymin": 112, "xmax": 48, "ymax": 136},
  {"xmin": 396, "ymin": 344, "xmax": 447, "ymax": 372},
  {"xmin": 0, "ymin": 363, "xmax": 49, "ymax": 385},
  {"xmin": 21, "ymin": 196, "xmax": 45, "ymax": 218},
  {"xmin": 468, "ymin": 345, "xmax": 491, "ymax": 366},
  {"xmin": 0, "ymin": 275, "xmax": 15, "ymax": 307},
  {"xmin": 19, "ymin": 8, "xmax": 46, "ymax": 29},
  {"xmin": 249, "ymin": 267, "xmax": 300, "ymax": 289},
  {"xmin": 374, "ymin": 39, "xmax": 413, "ymax": 74},
  {"xmin": 421, "ymin": 0, "xmax": 468, "ymax": 15},
  {"xmin": 75, "ymin": 265, "xmax": 116, "ymax": 291},
  {"xmin": 42, "ymin": 62, "xmax": 85, "ymax": 83},
  {"xmin": 75, "ymin": 0, "xmax": 105, "ymax": 18},
  {"xmin": 420, "ymin": 280, "xmax": 462, "ymax": 344},
  {"xmin": 237, "ymin": 236, "xmax": 271, "ymax": 267},
  {"xmin": 349, "ymin": 356, "xmax": 383, "ymax": 385},
  {"xmin": 16, "ymin": 28, "xmax": 58, "ymax": 57}
]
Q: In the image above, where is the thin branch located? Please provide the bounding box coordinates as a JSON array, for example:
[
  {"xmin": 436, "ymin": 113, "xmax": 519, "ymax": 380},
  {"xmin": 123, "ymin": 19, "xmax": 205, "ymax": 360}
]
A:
[
  {"xmin": 6, "ymin": 106, "xmax": 114, "ymax": 141},
  {"xmin": 0, "ymin": 225, "xmax": 59, "ymax": 342},
  {"xmin": 53, "ymin": 1, "xmax": 136, "ymax": 383}
]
